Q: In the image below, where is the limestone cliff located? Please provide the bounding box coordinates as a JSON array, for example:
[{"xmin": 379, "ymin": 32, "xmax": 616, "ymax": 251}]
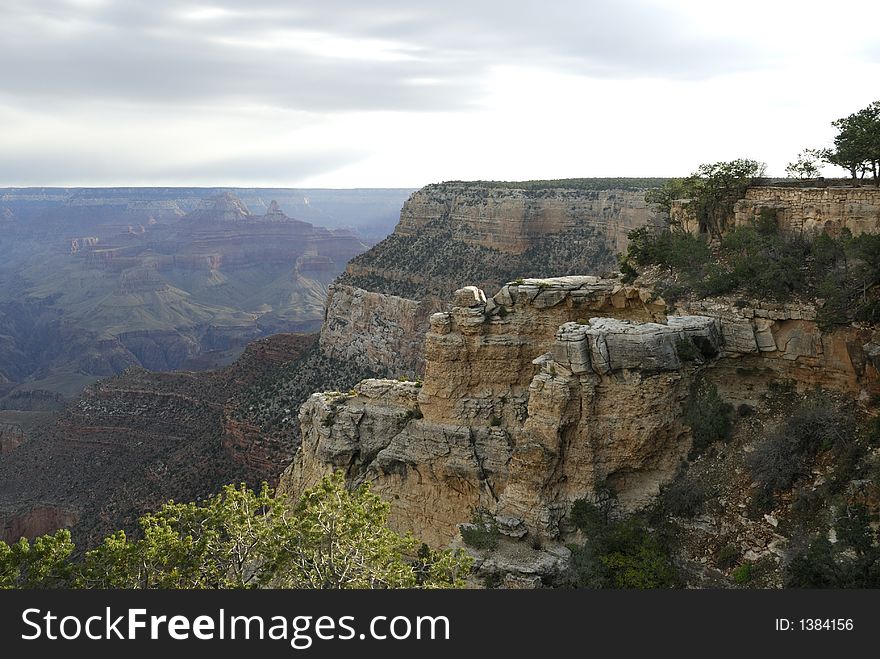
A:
[
  {"xmin": 395, "ymin": 183, "xmax": 652, "ymax": 255},
  {"xmin": 318, "ymin": 284, "xmax": 443, "ymax": 377},
  {"xmin": 323, "ymin": 181, "xmax": 662, "ymax": 376},
  {"xmin": 673, "ymin": 184, "xmax": 880, "ymax": 237},
  {"xmin": 734, "ymin": 185, "xmax": 880, "ymax": 235},
  {"xmin": 285, "ymin": 276, "xmax": 879, "ymax": 549}
]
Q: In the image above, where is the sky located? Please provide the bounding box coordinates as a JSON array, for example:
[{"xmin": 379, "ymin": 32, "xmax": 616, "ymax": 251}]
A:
[{"xmin": 1, "ymin": 0, "xmax": 879, "ymax": 188}]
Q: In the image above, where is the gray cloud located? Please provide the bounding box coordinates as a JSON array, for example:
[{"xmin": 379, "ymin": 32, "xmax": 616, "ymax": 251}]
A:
[
  {"xmin": 0, "ymin": 143, "xmax": 365, "ymax": 186},
  {"xmin": 0, "ymin": 0, "xmax": 770, "ymax": 114}
]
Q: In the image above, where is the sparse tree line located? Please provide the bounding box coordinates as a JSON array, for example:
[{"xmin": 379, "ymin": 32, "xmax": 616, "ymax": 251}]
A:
[{"xmin": 787, "ymin": 100, "xmax": 880, "ymax": 184}]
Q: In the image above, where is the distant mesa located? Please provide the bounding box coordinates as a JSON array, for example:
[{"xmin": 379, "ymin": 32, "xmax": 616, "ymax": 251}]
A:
[
  {"xmin": 186, "ymin": 191, "xmax": 252, "ymax": 223},
  {"xmin": 264, "ymin": 200, "xmax": 287, "ymax": 220}
]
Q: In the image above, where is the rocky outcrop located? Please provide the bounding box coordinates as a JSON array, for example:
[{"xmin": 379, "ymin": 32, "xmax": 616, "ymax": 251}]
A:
[
  {"xmin": 678, "ymin": 297, "xmax": 877, "ymax": 403},
  {"xmin": 288, "ymin": 277, "xmax": 690, "ymax": 545},
  {"xmin": 734, "ymin": 186, "xmax": 880, "ymax": 235},
  {"xmin": 318, "ymin": 284, "xmax": 443, "ymax": 377},
  {"xmin": 396, "ymin": 183, "xmax": 652, "ymax": 254},
  {"xmin": 0, "ymin": 423, "xmax": 25, "ymax": 454},
  {"xmin": 326, "ymin": 181, "xmax": 663, "ymax": 376},
  {"xmin": 674, "ymin": 185, "xmax": 880, "ymax": 236},
  {"xmin": 287, "ymin": 276, "xmax": 880, "ymax": 548},
  {"xmin": 0, "ymin": 506, "xmax": 79, "ymax": 544}
]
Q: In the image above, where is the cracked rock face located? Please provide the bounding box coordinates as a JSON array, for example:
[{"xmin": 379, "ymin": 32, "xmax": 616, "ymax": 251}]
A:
[
  {"xmin": 284, "ymin": 276, "xmax": 880, "ymax": 548},
  {"xmin": 284, "ymin": 277, "xmax": 692, "ymax": 544}
]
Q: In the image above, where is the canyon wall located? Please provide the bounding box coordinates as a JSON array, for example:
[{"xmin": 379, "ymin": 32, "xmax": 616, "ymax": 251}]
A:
[
  {"xmin": 734, "ymin": 186, "xmax": 880, "ymax": 235},
  {"xmin": 322, "ymin": 182, "xmax": 660, "ymax": 377},
  {"xmin": 318, "ymin": 284, "xmax": 443, "ymax": 377},
  {"xmin": 0, "ymin": 333, "xmax": 315, "ymax": 546},
  {"xmin": 395, "ymin": 184, "xmax": 651, "ymax": 254},
  {"xmin": 286, "ymin": 276, "xmax": 879, "ymax": 548}
]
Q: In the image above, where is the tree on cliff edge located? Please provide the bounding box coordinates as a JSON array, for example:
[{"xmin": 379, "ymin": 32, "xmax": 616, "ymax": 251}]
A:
[
  {"xmin": 823, "ymin": 100, "xmax": 880, "ymax": 185},
  {"xmin": 643, "ymin": 159, "xmax": 765, "ymax": 237}
]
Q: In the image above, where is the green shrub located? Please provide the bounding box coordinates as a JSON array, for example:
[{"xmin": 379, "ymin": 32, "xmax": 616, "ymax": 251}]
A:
[
  {"xmin": 619, "ymin": 256, "xmax": 638, "ymax": 283},
  {"xmin": 625, "ymin": 227, "xmax": 711, "ymax": 273},
  {"xmin": 835, "ymin": 505, "xmax": 874, "ymax": 555},
  {"xmin": 460, "ymin": 509, "xmax": 500, "ymax": 551},
  {"xmin": 783, "ymin": 535, "xmax": 880, "ymax": 589},
  {"xmin": 716, "ymin": 544, "xmax": 740, "ymax": 570},
  {"xmin": 685, "ymin": 379, "xmax": 733, "ymax": 458},
  {"xmin": 570, "ymin": 498, "xmax": 605, "ymax": 534},
  {"xmin": 785, "ymin": 538, "xmax": 840, "ymax": 588},
  {"xmin": 732, "ymin": 563, "xmax": 753, "ymax": 584},
  {"xmin": 748, "ymin": 392, "xmax": 853, "ymax": 494},
  {"xmin": 658, "ymin": 479, "xmax": 706, "ymax": 518},
  {"xmin": 785, "ymin": 392, "xmax": 853, "ymax": 455},
  {"xmin": 755, "ymin": 207, "xmax": 779, "ymax": 235},
  {"xmin": 746, "ymin": 487, "xmax": 776, "ymax": 518},
  {"xmin": 489, "ymin": 415, "xmax": 502, "ymax": 427},
  {"xmin": 747, "ymin": 435, "xmax": 804, "ymax": 494},
  {"xmin": 481, "ymin": 572, "xmax": 503, "ymax": 589},
  {"xmin": 570, "ymin": 516, "xmax": 677, "ymax": 589}
]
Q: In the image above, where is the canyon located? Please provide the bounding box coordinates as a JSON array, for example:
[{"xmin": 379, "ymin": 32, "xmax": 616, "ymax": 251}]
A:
[
  {"xmin": 0, "ymin": 333, "xmax": 315, "ymax": 545},
  {"xmin": 5, "ymin": 178, "xmax": 878, "ymax": 589},
  {"xmin": 0, "ymin": 179, "xmax": 656, "ymax": 548},
  {"xmin": 0, "ymin": 187, "xmax": 412, "ymax": 413}
]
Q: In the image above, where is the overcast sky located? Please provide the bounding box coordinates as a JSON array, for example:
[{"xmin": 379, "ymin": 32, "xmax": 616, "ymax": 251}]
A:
[{"xmin": 1, "ymin": 0, "xmax": 879, "ymax": 187}]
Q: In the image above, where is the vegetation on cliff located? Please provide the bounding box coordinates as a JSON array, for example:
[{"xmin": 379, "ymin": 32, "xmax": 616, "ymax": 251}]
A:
[
  {"xmin": 340, "ymin": 218, "xmax": 615, "ymax": 299},
  {"xmin": 622, "ymin": 205, "xmax": 880, "ymax": 329},
  {"xmin": 648, "ymin": 382, "xmax": 880, "ymax": 588},
  {"xmin": 817, "ymin": 100, "xmax": 880, "ymax": 185},
  {"xmin": 0, "ymin": 472, "xmax": 471, "ymax": 589},
  {"xmin": 568, "ymin": 498, "xmax": 677, "ymax": 589},
  {"xmin": 231, "ymin": 344, "xmax": 382, "ymax": 442}
]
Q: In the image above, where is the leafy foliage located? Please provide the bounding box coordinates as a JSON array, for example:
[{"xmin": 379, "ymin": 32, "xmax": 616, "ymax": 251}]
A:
[
  {"xmin": 0, "ymin": 474, "xmax": 472, "ymax": 589},
  {"xmin": 621, "ymin": 209, "xmax": 880, "ymax": 328},
  {"xmin": 686, "ymin": 159, "xmax": 767, "ymax": 236},
  {"xmin": 786, "ymin": 504, "xmax": 880, "ymax": 588},
  {"xmin": 657, "ymin": 478, "xmax": 707, "ymax": 518},
  {"xmin": 569, "ymin": 499, "xmax": 677, "ymax": 589},
  {"xmin": 460, "ymin": 509, "xmax": 500, "ymax": 551},
  {"xmin": 0, "ymin": 530, "xmax": 75, "ymax": 589},
  {"xmin": 821, "ymin": 100, "xmax": 880, "ymax": 184},
  {"xmin": 732, "ymin": 563, "xmax": 753, "ymax": 584},
  {"xmin": 785, "ymin": 149, "xmax": 824, "ymax": 179},
  {"xmin": 644, "ymin": 178, "xmax": 689, "ymax": 223}
]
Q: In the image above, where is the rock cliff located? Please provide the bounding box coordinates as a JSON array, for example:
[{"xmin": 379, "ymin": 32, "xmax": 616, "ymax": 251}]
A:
[
  {"xmin": 285, "ymin": 276, "xmax": 879, "ymax": 548},
  {"xmin": 324, "ymin": 181, "xmax": 662, "ymax": 376},
  {"xmin": 733, "ymin": 185, "xmax": 880, "ymax": 235}
]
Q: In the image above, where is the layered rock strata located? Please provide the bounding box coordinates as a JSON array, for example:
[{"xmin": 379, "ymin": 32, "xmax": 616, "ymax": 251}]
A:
[
  {"xmin": 325, "ymin": 182, "xmax": 661, "ymax": 376},
  {"xmin": 287, "ymin": 276, "xmax": 880, "ymax": 548}
]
